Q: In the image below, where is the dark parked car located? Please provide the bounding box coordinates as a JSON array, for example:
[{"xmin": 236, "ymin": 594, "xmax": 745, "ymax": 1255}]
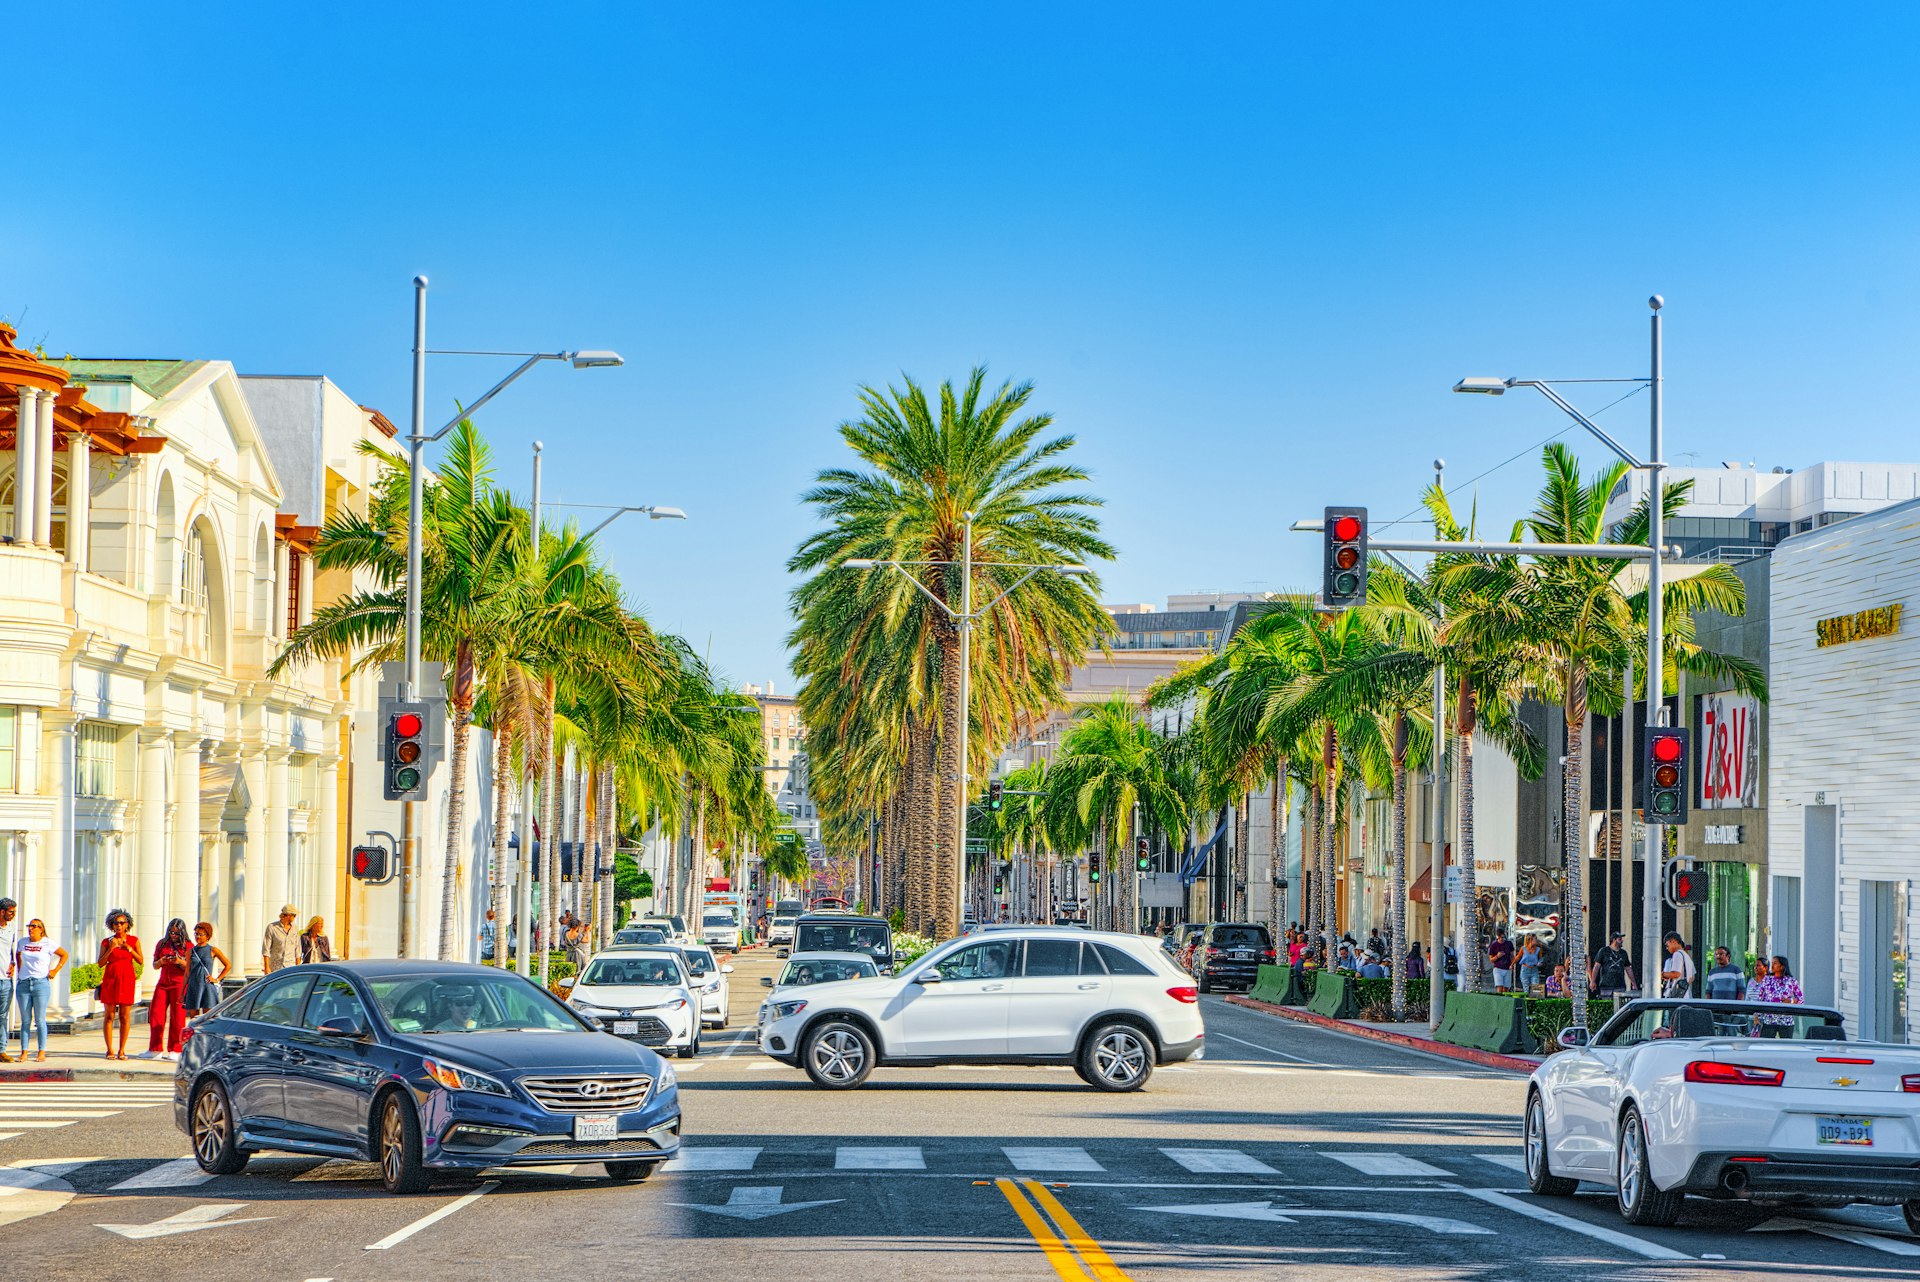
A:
[
  {"xmin": 175, "ymin": 960, "xmax": 681, "ymax": 1193},
  {"xmin": 1188, "ymin": 923, "xmax": 1276, "ymax": 993}
]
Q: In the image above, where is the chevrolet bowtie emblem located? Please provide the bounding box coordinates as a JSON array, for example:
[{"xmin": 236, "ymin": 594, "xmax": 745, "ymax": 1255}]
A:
[{"xmin": 1831, "ymin": 1077, "xmax": 1858, "ymax": 1087}]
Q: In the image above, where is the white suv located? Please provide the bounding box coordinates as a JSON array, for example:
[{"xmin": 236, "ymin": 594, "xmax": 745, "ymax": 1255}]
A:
[
  {"xmin": 757, "ymin": 928, "xmax": 1203, "ymax": 1091},
  {"xmin": 699, "ymin": 911, "xmax": 742, "ymax": 953}
]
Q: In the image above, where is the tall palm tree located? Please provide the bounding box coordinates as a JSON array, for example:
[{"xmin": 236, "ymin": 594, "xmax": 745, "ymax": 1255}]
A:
[{"xmin": 790, "ymin": 368, "xmax": 1112, "ymax": 938}]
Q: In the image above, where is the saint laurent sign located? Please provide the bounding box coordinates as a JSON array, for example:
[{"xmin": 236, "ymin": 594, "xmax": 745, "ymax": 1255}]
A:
[{"xmin": 1815, "ymin": 603, "xmax": 1902, "ymax": 648}]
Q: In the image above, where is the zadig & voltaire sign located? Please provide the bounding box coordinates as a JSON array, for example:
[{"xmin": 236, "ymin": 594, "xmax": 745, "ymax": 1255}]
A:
[{"xmin": 1815, "ymin": 603, "xmax": 1902, "ymax": 648}]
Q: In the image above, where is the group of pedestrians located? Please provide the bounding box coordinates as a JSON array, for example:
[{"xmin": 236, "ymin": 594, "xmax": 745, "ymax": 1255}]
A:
[{"xmin": 0, "ymin": 898, "xmax": 67, "ymax": 1063}]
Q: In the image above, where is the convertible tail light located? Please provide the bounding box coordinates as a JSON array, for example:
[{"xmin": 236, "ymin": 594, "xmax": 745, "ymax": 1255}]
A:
[
  {"xmin": 1817, "ymin": 1057, "xmax": 1875, "ymax": 1065},
  {"xmin": 1902, "ymin": 1074, "xmax": 1920, "ymax": 1093},
  {"xmin": 1685, "ymin": 1060, "xmax": 1785, "ymax": 1087},
  {"xmin": 1166, "ymin": 986, "xmax": 1200, "ymax": 1004}
]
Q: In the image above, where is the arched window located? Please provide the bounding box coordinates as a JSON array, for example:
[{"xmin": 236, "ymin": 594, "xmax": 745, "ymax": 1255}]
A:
[
  {"xmin": 184, "ymin": 526, "xmax": 214, "ymax": 656},
  {"xmin": 154, "ymin": 473, "xmax": 177, "ymax": 599},
  {"xmin": 0, "ymin": 465, "xmax": 16, "ymax": 541},
  {"xmin": 253, "ymin": 525, "xmax": 273, "ymax": 633}
]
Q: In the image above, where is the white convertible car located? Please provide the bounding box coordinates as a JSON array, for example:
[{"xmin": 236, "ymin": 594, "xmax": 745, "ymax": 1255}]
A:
[{"xmin": 1528, "ymin": 999, "xmax": 1920, "ymax": 1230}]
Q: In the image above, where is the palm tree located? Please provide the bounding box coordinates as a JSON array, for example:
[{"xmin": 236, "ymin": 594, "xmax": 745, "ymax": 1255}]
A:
[{"xmin": 790, "ymin": 368, "xmax": 1112, "ymax": 938}]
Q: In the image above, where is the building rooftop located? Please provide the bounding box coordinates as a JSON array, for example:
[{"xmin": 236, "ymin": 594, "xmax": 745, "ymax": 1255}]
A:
[{"xmin": 59, "ymin": 358, "xmax": 207, "ymax": 399}]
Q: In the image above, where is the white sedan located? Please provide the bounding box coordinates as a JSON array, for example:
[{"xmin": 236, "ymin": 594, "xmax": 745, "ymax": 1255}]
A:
[
  {"xmin": 562, "ymin": 948, "xmax": 702, "ymax": 1059},
  {"xmin": 676, "ymin": 944, "xmax": 734, "ymax": 1028},
  {"xmin": 1527, "ymin": 998, "xmax": 1920, "ymax": 1229},
  {"xmin": 757, "ymin": 928, "xmax": 1204, "ymax": 1092}
]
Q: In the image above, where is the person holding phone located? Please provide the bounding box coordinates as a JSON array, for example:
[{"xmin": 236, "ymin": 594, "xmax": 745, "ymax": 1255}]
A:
[{"xmin": 97, "ymin": 910, "xmax": 143, "ymax": 1060}]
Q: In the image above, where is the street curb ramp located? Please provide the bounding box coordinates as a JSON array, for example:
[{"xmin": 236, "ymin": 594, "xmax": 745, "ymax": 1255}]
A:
[
  {"xmin": 1247, "ymin": 964, "xmax": 1306, "ymax": 1006},
  {"xmin": 1307, "ymin": 972, "xmax": 1359, "ymax": 1020},
  {"xmin": 1434, "ymin": 991, "xmax": 1538, "ymax": 1055}
]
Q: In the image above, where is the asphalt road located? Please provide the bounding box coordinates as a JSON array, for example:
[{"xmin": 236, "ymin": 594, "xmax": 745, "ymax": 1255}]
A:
[{"xmin": 4, "ymin": 947, "xmax": 1918, "ymax": 1281}]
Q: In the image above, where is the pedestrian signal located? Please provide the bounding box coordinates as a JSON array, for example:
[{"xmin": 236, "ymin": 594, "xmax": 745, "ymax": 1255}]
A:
[
  {"xmin": 1664, "ymin": 861, "xmax": 1709, "ymax": 907},
  {"xmin": 351, "ymin": 844, "xmax": 391, "ymax": 883}
]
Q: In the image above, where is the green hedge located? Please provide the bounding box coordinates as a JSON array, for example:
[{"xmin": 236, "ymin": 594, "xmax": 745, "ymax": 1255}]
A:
[
  {"xmin": 69, "ymin": 962, "xmax": 103, "ymax": 995},
  {"xmin": 1526, "ymin": 996, "xmax": 1615, "ymax": 1049}
]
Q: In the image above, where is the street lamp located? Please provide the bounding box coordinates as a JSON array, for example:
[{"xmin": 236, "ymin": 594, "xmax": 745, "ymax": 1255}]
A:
[
  {"xmin": 842, "ymin": 520, "xmax": 1093, "ymax": 936},
  {"xmin": 1453, "ymin": 295, "xmax": 1667, "ymax": 1001},
  {"xmin": 583, "ymin": 505, "xmax": 688, "ymax": 538},
  {"xmin": 402, "ymin": 276, "xmax": 622, "ymax": 959}
]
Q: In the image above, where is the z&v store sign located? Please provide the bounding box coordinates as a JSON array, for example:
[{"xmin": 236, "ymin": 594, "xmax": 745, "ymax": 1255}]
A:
[{"xmin": 1700, "ymin": 692, "xmax": 1759, "ymax": 810}]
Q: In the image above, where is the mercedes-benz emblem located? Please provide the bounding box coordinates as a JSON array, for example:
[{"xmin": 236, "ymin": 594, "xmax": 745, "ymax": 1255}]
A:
[{"xmin": 579, "ymin": 1081, "xmax": 607, "ymax": 1098}]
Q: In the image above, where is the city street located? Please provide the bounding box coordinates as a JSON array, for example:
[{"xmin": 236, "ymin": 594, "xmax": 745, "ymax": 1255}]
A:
[{"xmin": 0, "ymin": 948, "xmax": 1911, "ymax": 1280}]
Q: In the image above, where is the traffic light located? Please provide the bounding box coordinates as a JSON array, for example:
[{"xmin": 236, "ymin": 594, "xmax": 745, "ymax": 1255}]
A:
[
  {"xmin": 1089, "ymin": 852, "xmax": 1102, "ymax": 884},
  {"xmin": 1664, "ymin": 861, "xmax": 1709, "ymax": 907},
  {"xmin": 1322, "ymin": 506, "xmax": 1369, "ymax": 608},
  {"xmin": 350, "ymin": 844, "xmax": 390, "ymax": 883},
  {"xmin": 1644, "ymin": 726, "xmax": 1691, "ymax": 825},
  {"xmin": 1136, "ymin": 836, "xmax": 1150, "ymax": 872},
  {"xmin": 987, "ymin": 780, "xmax": 1003, "ymax": 812},
  {"xmin": 382, "ymin": 699, "xmax": 432, "ymax": 801}
]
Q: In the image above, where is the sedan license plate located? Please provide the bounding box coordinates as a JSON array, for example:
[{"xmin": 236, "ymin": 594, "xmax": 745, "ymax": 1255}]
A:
[
  {"xmin": 612, "ymin": 1020, "xmax": 639, "ymax": 1036},
  {"xmin": 573, "ymin": 1115, "xmax": 620, "ymax": 1142},
  {"xmin": 1817, "ymin": 1115, "xmax": 1873, "ymax": 1146}
]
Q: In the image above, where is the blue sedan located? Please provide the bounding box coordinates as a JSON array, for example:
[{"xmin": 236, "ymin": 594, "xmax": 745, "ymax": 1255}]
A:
[{"xmin": 174, "ymin": 959, "xmax": 681, "ymax": 1193}]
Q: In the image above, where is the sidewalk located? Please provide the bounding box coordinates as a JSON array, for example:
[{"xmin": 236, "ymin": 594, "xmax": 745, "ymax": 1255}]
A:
[
  {"xmin": 0, "ymin": 1030, "xmax": 179, "ymax": 1082},
  {"xmin": 1225, "ymin": 994, "xmax": 1544, "ymax": 1074}
]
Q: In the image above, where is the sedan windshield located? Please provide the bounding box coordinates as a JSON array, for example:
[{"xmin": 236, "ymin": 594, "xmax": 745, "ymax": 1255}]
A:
[
  {"xmin": 779, "ymin": 958, "xmax": 878, "ymax": 985},
  {"xmin": 580, "ymin": 956, "xmax": 686, "ymax": 986},
  {"xmin": 368, "ymin": 973, "xmax": 583, "ymax": 1035}
]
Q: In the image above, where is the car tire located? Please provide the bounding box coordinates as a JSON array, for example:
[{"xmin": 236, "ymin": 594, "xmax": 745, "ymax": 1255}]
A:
[
  {"xmin": 377, "ymin": 1091, "xmax": 432, "ymax": 1195},
  {"xmin": 1903, "ymin": 1200, "xmax": 1920, "ymax": 1237},
  {"xmin": 1525, "ymin": 1092, "xmax": 1577, "ymax": 1197},
  {"xmin": 680, "ymin": 1033, "xmax": 700, "ymax": 1059},
  {"xmin": 1080, "ymin": 1022, "xmax": 1154, "ymax": 1092},
  {"xmin": 605, "ymin": 1160, "xmax": 658, "ymax": 1182},
  {"xmin": 802, "ymin": 1019, "xmax": 875, "ymax": 1089},
  {"xmin": 189, "ymin": 1080, "xmax": 250, "ymax": 1176},
  {"xmin": 1196, "ymin": 971, "xmax": 1212, "ymax": 995},
  {"xmin": 1615, "ymin": 1105, "xmax": 1682, "ymax": 1227}
]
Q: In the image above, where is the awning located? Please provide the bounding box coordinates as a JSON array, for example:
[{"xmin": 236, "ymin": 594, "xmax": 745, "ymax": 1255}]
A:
[{"xmin": 1409, "ymin": 866, "xmax": 1433, "ymax": 904}]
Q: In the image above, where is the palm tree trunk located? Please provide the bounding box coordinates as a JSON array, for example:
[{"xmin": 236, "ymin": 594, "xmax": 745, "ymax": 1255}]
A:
[
  {"xmin": 1269, "ymin": 761, "xmax": 1287, "ymax": 931},
  {"xmin": 489, "ymin": 717, "xmax": 514, "ymax": 966},
  {"xmin": 1322, "ymin": 725, "xmax": 1339, "ymax": 961},
  {"xmin": 437, "ymin": 642, "xmax": 475, "ymax": 959},
  {"xmin": 1301, "ymin": 784, "xmax": 1319, "ymax": 944},
  {"xmin": 1563, "ymin": 661, "xmax": 1591, "ymax": 1027},
  {"xmin": 1456, "ymin": 677, "xmax": 1482, "ymax": 994},
  {"xmin": 599, "ymin": 766, "xmax": 617, "ymax": 939},
  {"xmin": 569, "ymin": 749, "xmax": 585, "ymax": 921},
  {"xmin": 539, "ymin": 677, "xmax": 558, "ymax": 982},
  {"xmin": 1390, "ymin": 714, "xmax": 1409, "ymax": 1020},
  {"xmin": 1233, "ymin": 794, "xmax": 1250, "ymax": 921},
  {"xmin": 934, "ymin": 632, "xmax": 963, "ymax": 940}
]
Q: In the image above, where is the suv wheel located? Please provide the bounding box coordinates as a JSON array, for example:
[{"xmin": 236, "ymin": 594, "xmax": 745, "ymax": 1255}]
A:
[
  {"xmin": 803, "ymin": 1019, "xmax": 874, "ymax": 1089},
  {"xmin": 1080, "ymin": 1021, "xmax": 1154, "ymax": 1092}
]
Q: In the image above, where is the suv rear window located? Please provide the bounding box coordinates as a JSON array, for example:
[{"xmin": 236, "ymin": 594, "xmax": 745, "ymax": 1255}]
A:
[
  {"xmin": 1094, "ymin": 943, "xmax": 1156, "ymax": 976},
  {"xmin": 1212, "ymin": 926, "xmax": 1271, "ymax": 948}
]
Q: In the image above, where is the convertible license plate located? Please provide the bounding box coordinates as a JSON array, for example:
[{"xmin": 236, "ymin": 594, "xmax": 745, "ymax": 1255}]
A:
[
  {"xmin": 573, "ymin": 1115, "xmax": 620, "ymax": 1142},
  {"xmin": 1817, "ymin": 1115, "xmax": 1873, "ymax": 1146},
  {"xmin": 612, "ymin": 1020, "xmax": 639, "ymax": 1036}
]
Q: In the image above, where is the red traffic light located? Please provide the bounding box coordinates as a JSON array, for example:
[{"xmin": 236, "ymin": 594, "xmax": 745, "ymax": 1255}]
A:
[
  {"xmin": 1651, "ymin": 734, "xmax": 1682, "ymax": 763},
  {"xmin": 1332, "ymin": 515, "xmax": 1362, "ymax": 541},
  {"xmin": 393, "ymin": 712, "xmax": 423, "ymax": 738}
]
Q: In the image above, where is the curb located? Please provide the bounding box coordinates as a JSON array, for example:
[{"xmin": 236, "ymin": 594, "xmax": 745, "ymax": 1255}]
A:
[
  {"xmin": 1225, "ymin": 995, "xmax": 1542, "ymax": 1074},
  {"xmin": 0, "ymin": 1066, "xmax": 176, "ymax": 1083}
]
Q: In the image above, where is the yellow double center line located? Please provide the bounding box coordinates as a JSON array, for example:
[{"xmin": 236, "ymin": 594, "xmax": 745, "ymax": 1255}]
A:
[{"xmin": 994, "ymin": 1178, "xmax": 1135, "ymax": 1282}]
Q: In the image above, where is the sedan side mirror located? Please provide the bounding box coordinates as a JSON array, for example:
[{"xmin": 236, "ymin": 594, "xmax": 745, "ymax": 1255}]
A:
[
  {"xmin": 760, "ymin": 976, "xmax": 774, "ymax": 987},
  {"xmin": 1557, "ymin": 1026, "xmax": 1590, "ymax": 1049},
  {"xmin": 316, "ymin": 1016, "xmax": 366, "ymax": 1039},
  {"xmin": 721, "ymin": 964, "xmax": 735, "ymax": 975}
]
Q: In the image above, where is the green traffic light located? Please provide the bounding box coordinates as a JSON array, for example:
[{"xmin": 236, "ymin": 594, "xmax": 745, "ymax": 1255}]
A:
[
  {"xmin": 1333, "ymin": 571, "xmax": 1359, "ymax": 596},
  {"xmin": 395, "ymin": 766, "xmax": 421, "ymax": 792},
  {"xmin": 1652, "ymin": 792, "xmax": 1678, "ymax": 814}
]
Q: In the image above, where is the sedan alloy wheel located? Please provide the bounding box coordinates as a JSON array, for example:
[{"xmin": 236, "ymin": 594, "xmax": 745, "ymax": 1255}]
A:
[
  {"xmin": 1525, "ymin": 1093, "xmax": 1576, "ymax": 1196},
  {"xmin": 190, "ymin": 1082, "xmax": 249, "ymax": 1175}
]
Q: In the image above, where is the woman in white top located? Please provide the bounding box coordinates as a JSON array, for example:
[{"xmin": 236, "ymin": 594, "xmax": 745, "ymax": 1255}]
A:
[{"xmin": 13, "ymin": 920, "xmax": 68, "ymax": 1062}]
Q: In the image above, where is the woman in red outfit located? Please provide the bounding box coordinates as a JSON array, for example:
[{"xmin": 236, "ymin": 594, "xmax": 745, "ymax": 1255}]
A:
[
  {"xmin": 97, "ymin": 910, "xmax": 143, "ymax": 1060},
  {"xmin": 142, "ymin": 918, "xmax": 192, "ymax": 1059}
]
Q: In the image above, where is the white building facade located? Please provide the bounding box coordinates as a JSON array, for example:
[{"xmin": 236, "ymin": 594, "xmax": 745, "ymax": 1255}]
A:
[{"xmin": 1767, "ymin": 497, "xmax": 1920, "ymax": 1043}]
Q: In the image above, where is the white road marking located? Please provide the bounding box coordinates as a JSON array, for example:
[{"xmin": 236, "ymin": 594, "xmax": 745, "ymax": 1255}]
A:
[
  {"xmin": 7, "ymin": 1157, "xmax": 106, "ymax": 1178},
  {"xmin": 96, "ymin": 1202, "xmax": 273, "ymax": 1240},
  {"xmin": 663, "ymin": 1146, "xmax": 762, "ymax": 1172},
  {"xmin": 110, "ymin": 1158, "xmax": 213, "ymax": 1191},
  {"xmin": 671, "ymin": 1185, "xmax": 844, "ymax": 1219},
  {"xmin": 1753, "ymin": 1214, "xmax": 1920, "ymax": 1256},
  {"xmin": 0, "ymin": 1110, "xmax": 122, "ymax": 1119},
  {"xmin": 1225, "ymin": 1066, "xmax": 1293, "ymax": 1076},
  {"xmin": 1455, "ymin": 1187, "xmax": 1689, "ymax": 1261},
  {"xmin": 748, "ymin": 1062, "xmax": 784, "ymax": 1072},
  {"xmin": 1477, "ymin": 1153, "xmax": 1528, "ymax": 1173},
  {"xmin": 1205, "ymin": 1030, "xmax": 1321, "ymax": 1064},
  {"xmin": 1004, "ymin": 1146, "xmax": 1104, "ymax": 1172},
  {"xmin": 1138, "ymin": 1198, "xmax": 1493, "ymax": 1235},
  {"xmin": 0, "ymin": 1120, "xmax": 75, "ymax": 1130},
  {"xmin": 1319, "ymin": 1152, "xmax": 1451, "ymax": 1177},
  {"xmin": 364, "ymin": 1181, "xmax": 498, "ymax": 1251},
  {"xmin": 1162, "ymin": 1148, "xmax": 1279, "ymax": 1175},
  {"xmin": 0, "ymin": 1168, "xmax": 75, "ymax": 1229},
  {"xmin": 835, "ymin": 1146, "xmax": 924, "ymax": 1170}
]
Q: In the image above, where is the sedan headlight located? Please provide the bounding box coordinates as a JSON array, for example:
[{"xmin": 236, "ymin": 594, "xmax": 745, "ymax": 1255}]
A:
[
  {"xmin": 649, "ymin": 997, "xmax": 690, "ymax": 1012},
  {"xmin": 654, "ymin": 1060, "xmax": 677, "ymax": 1090},
  {"xmin": 769, "ymin": 999, "xmax": 809, "ymax": 1021},
  {"xmin": 422, "ymin": 1058, "xmax": 511, "ymax": 1097}
]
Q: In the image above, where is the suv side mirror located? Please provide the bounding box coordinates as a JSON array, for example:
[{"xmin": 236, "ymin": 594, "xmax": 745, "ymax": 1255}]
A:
[
  {"xmin": 1557, "ymin": 1026, "xmax": 1590, "ymax": 1049},
  {"xmin": 558, "ymin": 976, "xmax": 576, "ymax": 990},
  {"xmin": 913, "ymin": 970, "xmax": 943, "ymax": 985}
]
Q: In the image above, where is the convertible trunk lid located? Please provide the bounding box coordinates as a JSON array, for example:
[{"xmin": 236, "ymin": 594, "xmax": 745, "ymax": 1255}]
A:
[{"xmin": 1696, "ymin": 1042, "xmax": 1920, "ymax": 1094}]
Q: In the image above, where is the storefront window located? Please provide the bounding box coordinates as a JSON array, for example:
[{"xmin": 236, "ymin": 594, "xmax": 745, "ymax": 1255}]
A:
[{"xmin": 0, "ymin": 708, "xmax": 16, "ymax": 792}]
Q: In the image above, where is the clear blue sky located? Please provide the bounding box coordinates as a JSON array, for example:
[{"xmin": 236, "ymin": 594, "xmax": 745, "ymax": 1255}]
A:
[{"xmin": 9, "ymin": 3, "xmax": 1918, "ymax": 690}]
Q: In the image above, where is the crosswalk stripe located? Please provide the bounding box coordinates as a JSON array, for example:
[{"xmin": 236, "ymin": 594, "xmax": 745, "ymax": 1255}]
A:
[
  {"xmin": 1162, "ymin": 1148, "xmax": 1278, "ymax": 1175},
  {"xmin": 662, "ymin": 1147, "xmax": 761, "ymax": 1172},
  {"xmin": 1004, "ymin": 1146, "xmax": 1104, "ymax": 1172},
  {"xmin": 836, "ymin": 1146, "xmax": 924, "ymax": 1170},
  {"xmin": 0, "ymin": 1112, "xmax": 120, "ymax": 1121},
  {"xmin": 1320, "ymin": 1152, "xmax": 1452, "ymax": 1177},
  {"xmin": 109, "ymin": 1158, "xmax": 211, "ymax": 1191},
  {"xmin": 1478, "ymin": 1153, "xmax": 1527, "ymax": 1173},
  {"xmin": 0, "ymin": 1121, "xmax": 75, "ymax": 1130}
]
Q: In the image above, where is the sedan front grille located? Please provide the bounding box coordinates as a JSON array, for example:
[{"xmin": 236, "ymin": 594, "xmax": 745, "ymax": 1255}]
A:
[
  {"xmin": 519, "ymin": 1074, "xmax": 654, "ymax": 1113},
  {"xmin": 513, "ymin": 1137, "xmax": 665, "ymax": 1158}
]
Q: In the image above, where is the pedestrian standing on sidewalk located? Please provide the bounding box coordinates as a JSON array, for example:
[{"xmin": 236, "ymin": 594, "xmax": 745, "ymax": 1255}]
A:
[
  {"xmin": 140, "ymin": 918, "xmax": 192, "ymax": 1060},
  {"xmin": 97, "ymin": 910, "xmax": 143, "ymax": 1061},
  {"xmin": 262, "ymin": 905, "xmax": 301, "ymax": 973},
  {"xmin": 1705, "ymin": 946, "xmax": 1747, "ymax": 1000},
  {"xmin": 13, "ymin": 919, "xmax": 65, "ymax": 1062},
  {"xmin": 1405, "ymin": 941, "xmax": 1427, "ymax": 980},
  {"xmin": 478, "ymin": 909, "xmax": 497, "ymax": 962},
  {"xmin": 1660, "ymin": 931, "xmax": 1697, "ymax": 997},
  {"xmin": 185, "ymin": 922, "xmax": 230, "ymax": 1019},
  {"xmin": 1488, "ymin": 925, "xmax": 1515, "ymax": 992},
  {"xmin": 1589, "ymin": 931, "xmax": 1637, "ymax": 997},
  {"xmin": 1749, "ymin": 955, "xmax": 1805, "ymax": 1036},
  {"xmin": 1517, "ymin": 935, "xmax": 1544, "ymax": 993},
  {"xmin": 300, "ymin": 917, "xmax": 333, "ymax": 964},
  {"xmin": 0, "ymin": 899, "xmax": 17, "ymax": 1062}
]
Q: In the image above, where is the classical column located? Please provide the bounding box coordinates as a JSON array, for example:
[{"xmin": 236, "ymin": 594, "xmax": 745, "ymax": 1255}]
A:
[
  {"xmin": 239, "ymin": 749, "xmax": 269, "ymax": 971},
  {"xmin": 14, "ymin": 388, "xmax": 38, "ymax": 542},
  {"xmin": 297, "ymin": 550, "xmax": 314, "ymax": 629},
  {"xmin": 273, "ymin": 540, "xmax": 291, "ymax": 640},
  {"xmin": 43, "ymin": 718, "xmax": 76, "ymax": 991},
  {"xmin": 34, "ymin": 389, "xmax": 54, "ymax": 546},
  {"xmin": 135, "ymin": 732, "xmax": 169, "ymax": 968},
  {"xmin": 265, "ymin": 748, "xmax": 291, "ymax": 919},
  {"xmin": 316, "ymin": 755, "xmax": 340, "ymax": 946},
  {"xmin": 172, "ymin": 736, "xmax": 202, "ymax": 933},
  {"xmin": 66, "ymin": 431, "xmax": 90, "ymax": 571}
]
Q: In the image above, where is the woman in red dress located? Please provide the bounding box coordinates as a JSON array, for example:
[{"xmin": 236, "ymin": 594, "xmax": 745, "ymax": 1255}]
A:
[{"xmin": 97, "ymin": 909, "xmax": 143, "ymax": 1060}]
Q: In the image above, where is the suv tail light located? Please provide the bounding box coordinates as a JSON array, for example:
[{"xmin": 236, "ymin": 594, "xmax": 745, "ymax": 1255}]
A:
[
  {"xmin": 1685, "ymin": 1060, "xmax": 1785, "ymax": 1087},
  {"xmin": 1166, "ymin": 986, "xmax": 1199, "ymax": 1004},
  {"xmin": 1262, "ymin": 949, "xmax": 1277, "ymax": 961},
  {"xmin": 1206, "ymin": 946, "xmax": 1221, "ymax": 956}
]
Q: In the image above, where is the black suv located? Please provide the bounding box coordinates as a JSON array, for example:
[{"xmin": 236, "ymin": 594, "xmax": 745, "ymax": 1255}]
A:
[
  {"xmin": 1189, "ymin": 922, "xmax": 1276, "ymax": 993},
  {"xmin": 786, "ymin": 913, "xmax": 897, "ymax": 972}
]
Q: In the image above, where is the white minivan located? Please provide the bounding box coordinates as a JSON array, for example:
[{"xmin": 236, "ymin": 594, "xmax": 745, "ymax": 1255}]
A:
[{"xmin": 757, "ymin": 928, "xmax": 1203, "ymax": 1091}]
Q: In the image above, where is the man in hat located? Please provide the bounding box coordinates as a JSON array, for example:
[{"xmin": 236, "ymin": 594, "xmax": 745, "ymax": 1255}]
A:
[
  {"xmin": 1589, "ymin": 930, "xmax": 1636, "ymax": 998},
  {"xmin": 263, "ymin": 904, "xmax": 302, "ymax": 974}
]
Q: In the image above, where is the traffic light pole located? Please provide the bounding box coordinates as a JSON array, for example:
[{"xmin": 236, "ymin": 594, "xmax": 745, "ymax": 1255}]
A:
[{"xmin": 1642, "ymin": 299, "xmax": 1667, "ymax": 1002}]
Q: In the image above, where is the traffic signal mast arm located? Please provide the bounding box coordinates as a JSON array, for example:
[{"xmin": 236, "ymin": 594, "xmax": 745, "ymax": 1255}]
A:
[{"xmin": 1292, "ymin": 519, "xmax": 1654, "ymax": 560}]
